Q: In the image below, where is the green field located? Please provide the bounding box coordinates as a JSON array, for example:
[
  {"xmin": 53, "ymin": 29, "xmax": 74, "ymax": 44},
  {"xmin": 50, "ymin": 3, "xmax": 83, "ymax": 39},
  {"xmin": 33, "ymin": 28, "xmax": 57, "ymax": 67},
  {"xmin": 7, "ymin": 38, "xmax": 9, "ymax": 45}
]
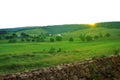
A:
[{"xmin": 0, "ymin": 22, "xmax": 120, "ymax": 74}]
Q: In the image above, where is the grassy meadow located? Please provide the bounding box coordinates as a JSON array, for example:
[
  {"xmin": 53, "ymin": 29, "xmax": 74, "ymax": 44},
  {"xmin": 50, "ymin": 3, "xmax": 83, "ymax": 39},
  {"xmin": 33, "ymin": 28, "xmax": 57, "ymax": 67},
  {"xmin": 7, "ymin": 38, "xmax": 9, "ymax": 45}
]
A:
[{"xmin": 0, "ymin": 22, "xmax": 120, "ymax": 74}]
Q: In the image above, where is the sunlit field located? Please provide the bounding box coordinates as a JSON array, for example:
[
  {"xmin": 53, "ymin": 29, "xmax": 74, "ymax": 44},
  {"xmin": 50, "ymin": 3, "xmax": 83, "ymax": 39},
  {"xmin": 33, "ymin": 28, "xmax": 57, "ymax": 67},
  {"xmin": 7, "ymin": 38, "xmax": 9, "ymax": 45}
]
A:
[{"xmin": 0, "ymin": 22, "xmax": 120, "ymax": 74}]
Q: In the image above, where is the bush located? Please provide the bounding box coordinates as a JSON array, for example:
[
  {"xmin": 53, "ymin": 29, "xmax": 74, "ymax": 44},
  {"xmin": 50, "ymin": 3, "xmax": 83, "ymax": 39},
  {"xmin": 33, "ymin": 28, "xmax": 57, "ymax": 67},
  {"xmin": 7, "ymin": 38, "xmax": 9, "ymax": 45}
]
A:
[
  {"xmin": 36, "ymin": 37, "xmax": 45, "ymax": 42},
  {"xmin": 86, "ymin": 35, "xmax": 93, "ymax": 41},
  {"xmin": 0, "ymin": 36, "xmax": 2, "ymax": 40},
  {"xmin": 57, "ymin": 48, "xmax": 62, "ymax": 52},
  {"xmin": 105, "ymin": 33, "xmax": 111, "ymax": 37},
  {"xmin": 8, "ymin": 39, "xmax": 17, "ymax": 43},
  {"xmin": 79, "ymin": 34, "xmax": 86, "ymax": 41},
  {"xmin": 21, "ymin": 38, "xmax": 25, "ymax": 42},
  {"xmin": 12, "ymin": 33, "xmax": 17, "ymax": 38},
  {"xmin": 69, "ymin": 37, "xmax": 74, "ymax": 42},
  {"xmin": 39, "ymin": 37, "xmax": 45, "ymax": 42},
  {"xmin": 25, "ymin": 38, "xmax": 31, "ymax": 42},
  {"xmin": 48, "ymin": 47, "xmax": 56, "ymax": 53},
  {"xmin": 56, "ymin": 36, "xmax": 62, "ymax": 41},
  {"xmin": 94, "ymin": 35, "xmax": 99, "ymax": 40},
  {"xmin": 50, "ymin": 38, "xmax": 54, "ymax": 42},
  {"xmin": 32, "ymin": 39, "xmax": 35, "ymax": 42},
  {"xmin": 114, "ymin": 48, "xmax": 119, "ymax": 55}
]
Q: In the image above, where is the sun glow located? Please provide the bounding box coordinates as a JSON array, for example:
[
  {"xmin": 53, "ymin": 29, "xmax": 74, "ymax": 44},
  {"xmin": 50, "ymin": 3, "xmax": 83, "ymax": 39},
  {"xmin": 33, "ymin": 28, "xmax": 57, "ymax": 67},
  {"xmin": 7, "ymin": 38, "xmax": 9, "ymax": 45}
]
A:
[{"xmin": 89, "ymin": 23, "xmax": 96, "ymax": 28}]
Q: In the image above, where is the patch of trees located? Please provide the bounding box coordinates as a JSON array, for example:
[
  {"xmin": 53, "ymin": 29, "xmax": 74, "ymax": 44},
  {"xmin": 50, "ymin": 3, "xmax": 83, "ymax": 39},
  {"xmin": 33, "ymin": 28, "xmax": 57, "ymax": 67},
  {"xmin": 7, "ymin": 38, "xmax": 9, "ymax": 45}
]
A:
[
  {"xmin": 79, "ymin": 33, "xmax": 111, "ymax": 42},
  {"xmin": 20, "ymin": 32, "xmax": 30, "ymax": 38},
  {"xmin": 79, "ymin": 34, "xmax": 86, "ymax": 41},
  {"xmin": 2, "ymin": 32, "xmax": 45, "ymax": 43},
  {"xmin": 49, "ymin": 36, "xmax": 63, "ymax": 42},
  {"xmin": 50, "ymin": 38, "xmax": 55, "ymax": 42},
  {"xmin": 0, "ymin": 30, "xmax": 7, "ymax": 35},
  {"xmin": 105, "ymin": 33, "xmax": 111, "ymax": 37},
  {"xmin": 20, "ymin": 33, "xmax": 46, "ymax": 42},
  {"xmin": 0, "ymin": 30, "xmax": 112, "ymax": 43},
  {"xmin": 56, "ymin": 36, "xmax": 62, "ymax": 41},
  {"xmin": 0, "ymin": 30, "xmax": 8, "ymax": 40},
  {"xmin": 8, "ymin": 39, "xmax": 17, "ymax": 43},
  {"xmin": 48, "ymin": 47, "xmax": 62, "ymax": 53}
]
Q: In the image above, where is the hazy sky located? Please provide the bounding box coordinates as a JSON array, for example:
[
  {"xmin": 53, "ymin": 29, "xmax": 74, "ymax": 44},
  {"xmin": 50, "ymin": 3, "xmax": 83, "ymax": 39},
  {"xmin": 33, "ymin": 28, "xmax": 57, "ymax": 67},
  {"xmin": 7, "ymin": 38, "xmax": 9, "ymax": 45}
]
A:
[{"xmin": 0, "ymin": 0, "xmax": 120, "ymax": 29}]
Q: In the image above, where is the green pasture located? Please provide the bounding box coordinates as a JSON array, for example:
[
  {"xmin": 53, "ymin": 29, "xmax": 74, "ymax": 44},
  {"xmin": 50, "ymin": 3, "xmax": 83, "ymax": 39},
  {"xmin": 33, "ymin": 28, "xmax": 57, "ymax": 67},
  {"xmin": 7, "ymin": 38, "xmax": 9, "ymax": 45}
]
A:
[{"xmin": 0, "ymin": 39, "xmax": 120, "ymax": 74}]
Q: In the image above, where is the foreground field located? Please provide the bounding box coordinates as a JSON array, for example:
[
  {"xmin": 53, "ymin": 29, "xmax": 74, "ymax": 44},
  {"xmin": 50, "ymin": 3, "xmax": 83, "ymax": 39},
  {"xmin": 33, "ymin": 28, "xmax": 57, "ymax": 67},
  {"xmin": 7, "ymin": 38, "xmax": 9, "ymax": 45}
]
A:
[
  {"xmin": 0, "ymin": 39, "xmax": 120, "ymax": 74},
  {"xmin": 0, "ymin": 22, "xmax": 120, "ymax": 74}
]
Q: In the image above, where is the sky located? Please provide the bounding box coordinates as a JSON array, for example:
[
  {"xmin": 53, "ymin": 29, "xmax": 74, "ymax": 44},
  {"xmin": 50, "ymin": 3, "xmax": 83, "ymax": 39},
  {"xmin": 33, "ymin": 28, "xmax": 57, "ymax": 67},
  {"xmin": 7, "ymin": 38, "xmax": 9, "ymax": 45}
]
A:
[{"xmin": 0, "ymin": 0, "xmax": 120, "ymax": 29}]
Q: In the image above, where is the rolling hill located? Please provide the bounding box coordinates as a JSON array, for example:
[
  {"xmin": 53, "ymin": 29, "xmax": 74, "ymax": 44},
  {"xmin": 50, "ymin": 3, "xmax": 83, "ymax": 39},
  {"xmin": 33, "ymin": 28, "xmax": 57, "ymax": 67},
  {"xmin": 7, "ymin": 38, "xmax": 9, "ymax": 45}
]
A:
[
  {"xmin": 0, "ymin": 22, "xmax": 120, "ymax": 35},
  {"xmin": 0, "ymin": 21, "xmax": 120, "ymax": 74}
]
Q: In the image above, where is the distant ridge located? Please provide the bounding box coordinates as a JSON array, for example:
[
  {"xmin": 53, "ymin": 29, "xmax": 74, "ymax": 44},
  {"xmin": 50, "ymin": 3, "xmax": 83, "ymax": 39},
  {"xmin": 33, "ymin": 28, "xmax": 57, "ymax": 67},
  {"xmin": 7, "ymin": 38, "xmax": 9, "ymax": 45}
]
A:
[{"xmin": 0, "ymin": 21, "xmax": 120, "ymax": 34}]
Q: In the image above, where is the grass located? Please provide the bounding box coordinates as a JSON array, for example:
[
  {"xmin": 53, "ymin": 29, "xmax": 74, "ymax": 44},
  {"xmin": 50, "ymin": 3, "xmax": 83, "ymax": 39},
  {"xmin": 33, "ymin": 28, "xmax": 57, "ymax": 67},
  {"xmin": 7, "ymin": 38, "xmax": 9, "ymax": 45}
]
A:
[
  {"xmin": 0, "ymin": 39, "xmax": 120, "ymax": 74},
  {"xmin": 0, "ymin": 23, "xmax": 120, "ymax": 74},
  {"xmin": 63, "ymin": 27, "xmax": 120, "ymax": 40},
  {"xmin": 16, "ymin": 28, "xmax": 47, "ymax": 36}
]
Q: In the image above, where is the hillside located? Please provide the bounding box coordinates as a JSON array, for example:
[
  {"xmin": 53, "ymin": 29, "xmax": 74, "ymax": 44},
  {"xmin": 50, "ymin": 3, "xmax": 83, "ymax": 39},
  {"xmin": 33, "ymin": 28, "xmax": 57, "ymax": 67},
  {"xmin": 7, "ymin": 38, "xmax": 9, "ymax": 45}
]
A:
[
  {"xmin": 63, "ymin": 27, "xmax": 120, "ymax": 40},
  {"xmin": 16, "ymin": 28, "xmax": 47, "ymax": 36},
  {"xmin": 15, "ymin": 24, "xmax": 88, "ymax": 35},
  {"xmin": 0, "ymin": 21, "xmax": 120, "ymax": 74},
  {"xmin": 96, "ymin": 21, "xmax": 120, "ymax": 28},
  {"xmin": 0, "ymin": 22, "xmax": 120, "ymax": 35},
  {"xmin": 0, "ymin": 24, "xmax": 88, "ymax": 34},
  {"xmin": 41, "ymin": 24, "xmax": 88, "ymax": 34}
]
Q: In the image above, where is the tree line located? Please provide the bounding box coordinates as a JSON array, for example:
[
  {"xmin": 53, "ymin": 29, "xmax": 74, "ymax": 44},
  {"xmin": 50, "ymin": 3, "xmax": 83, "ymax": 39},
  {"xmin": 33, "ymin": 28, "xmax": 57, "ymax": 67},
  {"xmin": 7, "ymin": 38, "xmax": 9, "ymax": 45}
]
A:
[{"xmin": 0, "ymin": 31, "xmax": 111, "ymax": 43}]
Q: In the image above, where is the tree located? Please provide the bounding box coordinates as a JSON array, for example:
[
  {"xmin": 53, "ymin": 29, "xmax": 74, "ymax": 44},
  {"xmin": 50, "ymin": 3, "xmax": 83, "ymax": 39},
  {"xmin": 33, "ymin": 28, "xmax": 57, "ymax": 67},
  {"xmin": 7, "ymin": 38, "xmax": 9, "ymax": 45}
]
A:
[
  {"xmin": 8, "ymin": 39, "xmax": 17, "ymax": 43},
  {"xmin": 21, "ymin": 38, "xmax": 25, "ymax": 42},
  {"xmin": 105, "ymin": 33, "xmax": 111, "ymax": 37},
  {"xmin": 5, "ymin": 35, "xmax": 13, "ymax": 39},
  {"xmin": 69, "ymin": 37, "xmax": 74, "ymax": 42},
  {"xmin": 0, "ymin": 30, "xmax": 7, "ymax": 35},
  {"xmin": 94, "ymin": 35, "xmax": 99, "ymax": 40},
  {"xmin": 36, "ymin": 37, "xmax": 40, "ymax": 42},
  {"xmin": 12, "ymin": 33, "xmax": 17, "ymax": 38},
  {"xmin": 86, "ymin": 35, "xmax": 93, "ymax": 41},
  {"xmin": 20, "ymin": 32, "xmax": 29, "ymax": 38},
  {"xmin": 25, "ymin": 38, "xmax": 31, "ymax": 42},
  {"xmin": 36, "ymin": 37, "xmax": 45, "ymax": 42},
  {"xmin": 0, "ymin": 36, "xmax": 2, "ymax": 40},
  {"xmin": 56, "ymin": 36, "xmax": 62, "ymax": 41},
  {"xmin": 79, "ymin": 34, "xmax": 86, "ymax": 41},
  {"xmin": 50, "ymin": 38, "xmax": 54, "ymax": 42},
  {"xmin": 39, "ymin": 37, "xmax": 45, "ymax": 42},
  {"xmin": 32, "ymin": 39, "xmax": 35, "ymax": 42}
]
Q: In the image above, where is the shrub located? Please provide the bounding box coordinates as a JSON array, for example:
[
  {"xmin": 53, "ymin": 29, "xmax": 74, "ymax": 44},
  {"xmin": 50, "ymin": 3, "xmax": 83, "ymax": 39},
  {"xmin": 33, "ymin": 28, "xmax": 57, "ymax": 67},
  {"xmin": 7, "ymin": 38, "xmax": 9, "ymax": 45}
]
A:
[
  {"xmin": 0, "ymin": 36, "xmax": 2, "ymax": 40},
  {"xmin": 94, "ymin": 35, "xmax": 99, "ymax": 40},
  {"xmin": 79, "ymin": 34, "xmax": 86, "ymax": 41},
  {"xmin": 56, "ymin": 36, "xmax": 62, "ymax": 41},
  {"xmin": 69, "ymin": 37, "xmax": 74, "ymax": 42},
  {"xmin": 12, "ymin": 33, "xmax": 17, "ymax": 38},
  {"xmin": 50, "ymin": 38, "xmax": 54, "ymax": 42},
  {"xmin": 8, "ymin": 39, "xmax": 17, "ymax": 43},
  {"xmin": 48, "ymin": 47, "xmax": 56, "ymax": 53},
  {"xmin": 86, "ymin": 35, "xmax": 93, "ymax": 41},
  {"xmin": 32, "ymin": 39, "xmax": 35, "ymax": 42},
  {"xmin": 21, "ymin": 38, "xmax": 25, "ymax": 42},
  {"xmin": 39, "ymin": 37, "xmax": 45, "ymax": 42},
  {"xmin": 114, "ymin": 48, "xmax": 119, "ymax": 55},
  {"xmin": 105, "ymin": 33, "xmax": 111, "ymax": 37},
  {"xmin": 57, "ymin": 48, "xmax": 62, "ymax": 52},
  {"xmin": 25, "ymin": 38, "xmax": 31, "ymax": 42}
]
